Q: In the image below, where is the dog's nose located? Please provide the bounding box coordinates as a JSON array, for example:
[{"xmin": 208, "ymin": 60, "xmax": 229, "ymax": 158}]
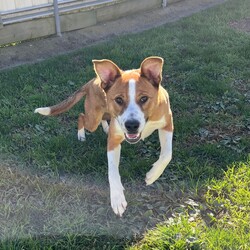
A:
[{"xmin": 125, "ymin": 120, "xmax": 140, "ymax": 133}]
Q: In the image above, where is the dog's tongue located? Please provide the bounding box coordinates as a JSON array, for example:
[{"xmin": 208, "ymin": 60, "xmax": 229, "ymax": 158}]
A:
[{"xmin": 126, "ymin": 133, "xmax": 139, "ymax": 139}]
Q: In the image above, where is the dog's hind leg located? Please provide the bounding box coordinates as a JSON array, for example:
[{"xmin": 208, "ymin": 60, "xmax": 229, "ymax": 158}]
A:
[
  {"xmin": 101, "ymin": 113, "xmax": 111, "ymax": 134},
  {"xmin": 78, "ymin": 113, "xmax": 86, "ymax": 141},
  {"xmin": 101, "ymin": 120, "xmax": 109, "ymax": 134},
  {"xmin": 78, "ymin": 111, "xmax": 103, "ymax": 141}
]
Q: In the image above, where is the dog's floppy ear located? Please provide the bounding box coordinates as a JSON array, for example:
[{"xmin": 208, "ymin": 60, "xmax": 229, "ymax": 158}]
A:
[
  {"xmin": 140, "ymin": 56, "xmax": 164, "ymax": 88},
  {"xmin": 93, "ymin": 59, "xmax": 121, "ymax": 91}
]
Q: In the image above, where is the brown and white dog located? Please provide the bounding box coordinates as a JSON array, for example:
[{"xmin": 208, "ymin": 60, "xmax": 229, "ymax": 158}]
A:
[{"xmin": 35, "ymin": 56, "xmax": 173, "ymax": 216}]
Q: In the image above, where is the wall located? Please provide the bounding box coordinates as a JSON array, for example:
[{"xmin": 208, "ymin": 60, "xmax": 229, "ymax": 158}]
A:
[
  {"xmin": 0, "ymin": 0, "xmax": 181, "ymax": 46},
  {"xmin": 0, "ymin": 0, "xmax": 53, "ymax": 12}
]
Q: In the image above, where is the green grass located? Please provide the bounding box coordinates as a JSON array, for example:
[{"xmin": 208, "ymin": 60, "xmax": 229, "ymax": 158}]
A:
[
  {"xmin": 0, "ymin": 0, "xmax": 250, "ymax": 248},
  {"xmin": 130, "ymin": 160, "xmax": 250, "ymax": 250}
]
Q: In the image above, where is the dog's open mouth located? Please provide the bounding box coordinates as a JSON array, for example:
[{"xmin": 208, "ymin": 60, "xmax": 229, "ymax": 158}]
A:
[{"xmin": 125, "ymin": 133, "xmax": 141, "ymax": 144}]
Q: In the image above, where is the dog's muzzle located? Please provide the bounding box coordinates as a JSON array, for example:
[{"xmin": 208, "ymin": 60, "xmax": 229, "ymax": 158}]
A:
[{"xmin": 124, "ymin": 119, "xmax": 141, "ymax": 144}]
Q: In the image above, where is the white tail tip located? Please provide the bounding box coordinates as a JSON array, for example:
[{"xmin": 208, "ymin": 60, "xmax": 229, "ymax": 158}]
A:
[{"xmin": 34, "ymin": 107, "xmax": 51, "ymax": 116}]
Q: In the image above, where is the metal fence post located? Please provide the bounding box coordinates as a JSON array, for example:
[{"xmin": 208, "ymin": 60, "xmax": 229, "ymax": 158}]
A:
[
  {"xmin": 162, "ymin": 0, "xmax": 167, "ymax": 8},
  {"xmin": 53, "ymin": 0, "xmax": 62, "ymax": 36},
  {"xmin": 0, "ymin": 14, "xmax": 3, "ymax": 29}
]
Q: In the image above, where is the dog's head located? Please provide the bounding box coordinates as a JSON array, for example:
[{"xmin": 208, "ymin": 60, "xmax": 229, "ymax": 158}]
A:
[{"xmin": 93, "ymin": 57, "xmax": 164, "ymax": 144}]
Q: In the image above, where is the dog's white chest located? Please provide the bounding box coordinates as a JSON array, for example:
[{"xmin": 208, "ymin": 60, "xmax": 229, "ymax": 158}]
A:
[{"xmin": 141, "ymin": 116, "xmax": 166, "ymax": 140}]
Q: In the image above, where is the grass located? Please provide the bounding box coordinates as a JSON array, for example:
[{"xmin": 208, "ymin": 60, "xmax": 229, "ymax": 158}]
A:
[
  {"xmin": 0, "ymin": 0, "xmax": 249, "ymax": 248},
  {"xmin": 130, "ymin": 160, "xmax": 250, "ymax": 250}
]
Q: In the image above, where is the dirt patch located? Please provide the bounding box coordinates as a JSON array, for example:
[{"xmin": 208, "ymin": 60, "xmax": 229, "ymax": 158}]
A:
[
  {"xmin": 0, "ymin": 157, "xmax": 200, "ymax": 241},
  {"xmin": 229, "ymin": 18, "xmax": 250, "ymax": 33}
]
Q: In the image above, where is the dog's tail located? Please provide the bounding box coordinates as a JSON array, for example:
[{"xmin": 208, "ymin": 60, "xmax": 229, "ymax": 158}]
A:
[{"xmin": 34, "ymin": 81, "xmax": 90, "ymax": 116}]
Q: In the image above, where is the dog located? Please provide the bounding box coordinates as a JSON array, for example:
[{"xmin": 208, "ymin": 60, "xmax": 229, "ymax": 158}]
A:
[{"xmin": 35, "ymin": 56, "xmax": 173, "ymax": 216}]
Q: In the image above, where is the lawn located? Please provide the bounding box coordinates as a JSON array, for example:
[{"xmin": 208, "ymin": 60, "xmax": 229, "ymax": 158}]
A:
[{"xmin": 0, "ymin": 0, "xmax": 249, "ymax": 249}]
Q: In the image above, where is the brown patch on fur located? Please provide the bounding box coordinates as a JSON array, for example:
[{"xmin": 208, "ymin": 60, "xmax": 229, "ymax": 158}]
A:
[
  {"xmin": 163, "ymin": 113, "xmax": 174, "ymax": 132},
  {"xmin": 107, "ymin": 119, "xmax": 125, "ymax": 151}
]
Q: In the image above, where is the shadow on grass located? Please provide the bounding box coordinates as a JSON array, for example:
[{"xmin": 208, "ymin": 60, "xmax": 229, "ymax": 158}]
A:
[
  {"xmin": 0, "ymin": 158, "xmax": 197, "ymax": 249},
  {"xmin": 1, "ymin": 234, "xmax": 131, "ymax": 250}
]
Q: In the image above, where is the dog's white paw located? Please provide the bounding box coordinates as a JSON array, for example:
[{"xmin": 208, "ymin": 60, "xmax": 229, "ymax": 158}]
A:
[
  {"xmin": 145, "ymin": 155, "xmax": 172, "ymax": 185},
  {"xmin": 145, "ymin": 168, "xmax": 162, "ymax": 186},
  {"xmin": 77, "ymin": 128, "xmax": 86, "ymax": 141},
  {"xmin": 110, "ymin": 190, "xmax": 127, "ymax": 217},
  {"xmin": 145, "ymin": 161, "xmax": 165, "ymax": 185}
]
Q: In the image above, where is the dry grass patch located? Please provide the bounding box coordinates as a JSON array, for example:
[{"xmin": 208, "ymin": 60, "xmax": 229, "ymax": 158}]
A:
[
  {"xmin": 229, "ymin": 17, "xmax": 250, "ymax": 33},
  {"xmin": 0, "ymin": 158, "xmax": 198, "ymax": 248}
]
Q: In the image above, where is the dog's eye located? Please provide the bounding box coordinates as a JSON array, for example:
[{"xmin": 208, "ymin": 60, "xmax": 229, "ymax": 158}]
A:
[
  {"xmin": 115, "ymin": 97, "xmax": 123, "ymax": 105},
  {"xmin": 140, "ymin": 96, "xmax": 148, "ymax": 104}
]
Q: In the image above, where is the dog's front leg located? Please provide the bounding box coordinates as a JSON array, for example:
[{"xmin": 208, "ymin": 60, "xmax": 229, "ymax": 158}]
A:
[
  {"xmin": 145, "ymin": 128, "xmax": 173, "ymax": 185},
  {"xmin": 108, "ymin": 143, "xmax": 127, "ymax": 216}
]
